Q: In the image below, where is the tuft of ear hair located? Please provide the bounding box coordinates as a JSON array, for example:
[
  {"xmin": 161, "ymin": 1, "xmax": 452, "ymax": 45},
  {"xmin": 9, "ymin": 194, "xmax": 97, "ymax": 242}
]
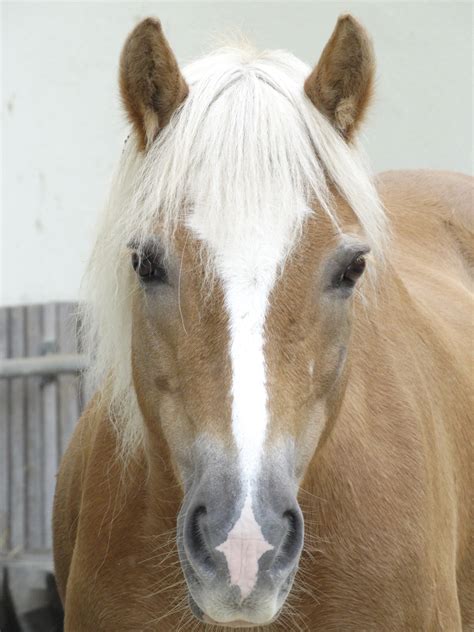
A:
[
  {"xmin": 304, "ymin": 14, "xmax": 375, "ymax": 141},
  {"xmin": 119, "ymin": 18, "xmax": 188, "ymax": 151}
]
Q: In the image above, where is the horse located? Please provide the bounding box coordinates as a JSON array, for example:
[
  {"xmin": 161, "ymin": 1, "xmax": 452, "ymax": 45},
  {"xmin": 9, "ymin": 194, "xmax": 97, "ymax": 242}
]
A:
[{"xmin": 53, "ymin": 14, "xmax": 473, "ymax": 631}]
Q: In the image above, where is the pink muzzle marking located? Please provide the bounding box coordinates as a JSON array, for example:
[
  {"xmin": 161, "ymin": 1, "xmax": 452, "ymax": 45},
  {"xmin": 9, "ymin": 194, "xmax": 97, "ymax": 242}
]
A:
[{"xmin": 216, "ymin": 496, "xmax": 274, "ymax": 600}]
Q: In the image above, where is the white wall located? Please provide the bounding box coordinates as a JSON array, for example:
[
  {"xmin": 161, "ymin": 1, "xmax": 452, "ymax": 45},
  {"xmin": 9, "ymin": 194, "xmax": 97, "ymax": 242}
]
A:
[{"xmin": 2, "ymin": 1, "xmax": 472, "ymax": 306}]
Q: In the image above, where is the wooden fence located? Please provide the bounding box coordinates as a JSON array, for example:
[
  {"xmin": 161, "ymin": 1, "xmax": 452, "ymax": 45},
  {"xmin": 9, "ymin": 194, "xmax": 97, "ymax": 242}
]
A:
[
  {"xmin": 0, "ymin": 302, "xmax": 86, "ymax": 562},
  {"xmin": 0, "ymin": 302, "xmax": 91, "ymax": 629}
]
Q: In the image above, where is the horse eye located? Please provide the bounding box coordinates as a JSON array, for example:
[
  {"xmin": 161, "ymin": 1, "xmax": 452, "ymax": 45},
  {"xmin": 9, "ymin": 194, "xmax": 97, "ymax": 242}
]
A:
[
  {"xmin": 339, "ymin": 254, "xmax": 366, "ymax": 288},
  {"xmin": 131, "ymin": 251, "xmax": 168, "ymax": 284}
]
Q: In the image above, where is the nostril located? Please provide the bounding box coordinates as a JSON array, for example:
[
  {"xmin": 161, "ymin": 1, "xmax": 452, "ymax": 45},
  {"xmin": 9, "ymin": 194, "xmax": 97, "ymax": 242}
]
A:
[
  {"xmin": 280, "ymin": 509, "xmax": 303, "ymax": 561},
  {"xmin": 185, "ymin": 505, "xmax": 215, "ymax": 573},
  {"xmin": 190, "ymin": 505, "xmax": 207, "ymax": 541}
]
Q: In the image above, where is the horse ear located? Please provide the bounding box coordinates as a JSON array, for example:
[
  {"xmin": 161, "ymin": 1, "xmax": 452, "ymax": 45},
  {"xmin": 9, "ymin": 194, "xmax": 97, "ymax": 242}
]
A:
[
  {"xmin": 119, "ymin": 18, "xmax": 188, "ymax": 150},
  {"xmin": 304, "ymin": 15, "xmax": 375, "ymax": 141}
]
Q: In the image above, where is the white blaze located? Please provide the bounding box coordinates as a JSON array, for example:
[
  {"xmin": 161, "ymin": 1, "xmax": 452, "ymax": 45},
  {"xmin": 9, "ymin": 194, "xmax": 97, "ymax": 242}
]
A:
[{"xmin": 224, "ymin": 271, "xmax": 273, "ymax": 485}]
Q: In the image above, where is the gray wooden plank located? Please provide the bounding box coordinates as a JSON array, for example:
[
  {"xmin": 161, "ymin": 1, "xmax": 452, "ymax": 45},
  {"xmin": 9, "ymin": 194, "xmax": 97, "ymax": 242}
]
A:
[
  {"xmin": 25, "ymin": 305, "xmax": 44, "ymax": 550},
  {"xmin": 1, "ymin": 551, "xmax": 53, "ymax": 570},
  {"xmin": 80, "ymin": 375, "xmax": 95, "ymax": 413},
  {"xmin": 42, "ymin": 304, "xmax": 58, "ymax": 550},
  {"xmin": 57, "ymin": 303, "xmax": 80, "ymax": 460},
  {"xmin": 9, "ymin": 306, "xmax": 26, "ymax": 554},
  {"xmin": 0, "ymin": 353, "xmax": 86, "ymax": 378},
  {"xmin": 0, "ymin": 308, "xmax": 10, "ymax": 553},
  {"xmin": 76, "ymin": 307, "xmax": 95, "ymax": 411}
]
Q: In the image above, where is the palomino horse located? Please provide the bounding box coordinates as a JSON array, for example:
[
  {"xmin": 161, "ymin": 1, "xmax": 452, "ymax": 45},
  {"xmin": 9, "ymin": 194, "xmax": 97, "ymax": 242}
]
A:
[{"xmin": 53, "ymin": 14, "xmax": 473, "ymax": 631}]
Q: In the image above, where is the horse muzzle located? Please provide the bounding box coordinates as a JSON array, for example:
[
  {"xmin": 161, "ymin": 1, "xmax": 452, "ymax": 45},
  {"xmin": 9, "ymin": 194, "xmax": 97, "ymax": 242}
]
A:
[{"xmin": 177, "ymin": 474, "xmax": 304, "ymax": 626}]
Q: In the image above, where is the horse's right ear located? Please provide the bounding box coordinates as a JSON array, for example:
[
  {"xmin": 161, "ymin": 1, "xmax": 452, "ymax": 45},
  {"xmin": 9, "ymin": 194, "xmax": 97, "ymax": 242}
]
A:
[
  {"xmin": 304, "ymin": 15, "xmax": 375, "ymax": 141},
  {"xmin": 119, "ymin": 18, "xmax": 188, "ymax": 151}
]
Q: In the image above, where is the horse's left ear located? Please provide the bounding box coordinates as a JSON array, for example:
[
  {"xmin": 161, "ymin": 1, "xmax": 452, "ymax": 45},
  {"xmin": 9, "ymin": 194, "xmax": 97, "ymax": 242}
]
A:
[
  {"xmin": 304, "ymin": 15, "xmax": 375, "ymax": 141},
  {"xmin": 119, "ymin": 18, "xmax": 189, "ymax": 150}
]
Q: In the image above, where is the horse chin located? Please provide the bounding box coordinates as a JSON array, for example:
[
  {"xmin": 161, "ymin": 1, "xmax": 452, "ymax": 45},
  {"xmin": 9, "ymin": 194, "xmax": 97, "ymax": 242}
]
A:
[
  {"xmin": 202, "ymin": 615, "xmax": 269, "ymax": 628},
  {"xmin": 188, "ymin": 593, "xmax": 262, "ymax": 629},
  {"xmin": 187, "ymin": 591, "xmax": 282, "ymax": 629},
  {"xmin": 187, "ymin": 591, "xmax": 277, "ymax": 628}
]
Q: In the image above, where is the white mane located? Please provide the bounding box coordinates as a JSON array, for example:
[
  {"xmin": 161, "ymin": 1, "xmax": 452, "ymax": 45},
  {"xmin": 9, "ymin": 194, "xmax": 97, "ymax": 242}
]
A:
[{"xmin": 81, "ymin": 44, "xmax": 388, "ymax": 457}]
